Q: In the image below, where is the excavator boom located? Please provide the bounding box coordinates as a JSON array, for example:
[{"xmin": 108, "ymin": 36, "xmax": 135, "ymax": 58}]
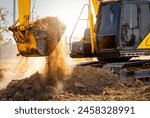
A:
[{"xmin": 18, "ymin": 0, "xmax": 30, "ymax": 25}]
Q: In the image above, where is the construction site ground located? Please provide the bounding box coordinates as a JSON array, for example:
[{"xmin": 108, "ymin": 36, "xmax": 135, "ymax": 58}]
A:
[{"xmin": 0, "ymin": 58, "xmax": 150, "ymax": 101}]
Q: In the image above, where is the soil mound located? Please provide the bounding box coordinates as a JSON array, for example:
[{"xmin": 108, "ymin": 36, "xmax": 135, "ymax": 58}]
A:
[
  {"xmin": 0, "ymin": 72, "xmax": 57, "ymax": 101},
  {"xmin": 64, "ymin": 66, "xmax": 144, "ymax": 95}
]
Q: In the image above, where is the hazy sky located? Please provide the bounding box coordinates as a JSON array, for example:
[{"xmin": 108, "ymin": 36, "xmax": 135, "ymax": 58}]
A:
[{"xmin": 0, "ymin": 0, "xmax": 88, "ymax": 37}]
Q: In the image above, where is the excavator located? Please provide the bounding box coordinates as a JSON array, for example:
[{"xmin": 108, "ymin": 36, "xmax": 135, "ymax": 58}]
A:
[{"xmin": 9, "ymin": 0, "xmax": 150, "ymax": 79}]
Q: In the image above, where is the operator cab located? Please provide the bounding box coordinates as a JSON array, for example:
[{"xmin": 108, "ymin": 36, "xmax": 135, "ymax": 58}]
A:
[{"xmin": 95, "ymin": 0, "xmax": 150, "ymax": 60}]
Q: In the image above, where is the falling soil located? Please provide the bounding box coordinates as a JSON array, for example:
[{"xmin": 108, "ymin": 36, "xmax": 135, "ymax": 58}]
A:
[
  {"xmin": 0, "ymin": 16, "xmax": 67, "ymax": 100},
  {"xmin": 31, "ymin": 16, "xmax": 66, "ymax": 55},
  {"xmin": 31, "ymin": 16, "xmax": 67, "ymax": 85}
]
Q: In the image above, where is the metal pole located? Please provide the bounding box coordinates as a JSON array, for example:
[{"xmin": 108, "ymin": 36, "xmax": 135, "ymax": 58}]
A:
[{"xmin": 13, "ymin": 0, "xmax": 16, "ymax": 22}]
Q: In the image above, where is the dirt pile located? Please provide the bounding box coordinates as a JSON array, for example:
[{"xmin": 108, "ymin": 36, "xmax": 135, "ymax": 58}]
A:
[
  {"xmin": 58, "ymin": 85, "xmax": 150, "ymax": 101},
  {"xmin": 0, "ymin": 72, "xmax": 57, "ymax": 100},
  {"xmin": 64, "ymin": 66, "xmax": 143, "ymax": 95},
  {"xmin": 60, "ymin": 66, "xmax": 150, "ymax": 100}
]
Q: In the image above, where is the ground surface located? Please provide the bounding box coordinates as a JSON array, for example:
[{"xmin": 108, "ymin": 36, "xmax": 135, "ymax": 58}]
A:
[{"xmin": 0, "ymin": 62, "xmax": 150, "ymax": 101}]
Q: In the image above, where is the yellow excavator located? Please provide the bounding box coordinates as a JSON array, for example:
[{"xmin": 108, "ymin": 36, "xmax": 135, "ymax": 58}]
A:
[
  {"xmin": 9, "ymin": 0, "xmax": 150, "ymax": 61},
  {"xmin": 9, "ymin": 0, "xmax": 150, "ymax": 78}
]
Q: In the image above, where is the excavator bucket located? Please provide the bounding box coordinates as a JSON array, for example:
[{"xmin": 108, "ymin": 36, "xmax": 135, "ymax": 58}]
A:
[
  {"xmin": 9, "ymin": 0, "xmax": 65, "ymax": 56},
  {"xmin": 9, "ymin": 16, "xmax": 66, "ymax": 57},
  {"xmin": 11, "ymin": 28, "xmax": 49, "ymax": 56}
]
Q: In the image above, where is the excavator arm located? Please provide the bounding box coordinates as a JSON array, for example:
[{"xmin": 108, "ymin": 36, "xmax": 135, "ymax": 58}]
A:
[
  {"xmin": 9, "ymin": 0, "xmax": 48, "ymax": 56},
  {"xmin": 9, "ymin": 0, "xmax": 30, "ymax": 32},
  {"xmin": 88, "ymin": 0, "xmax": 99, "ymax": 53}
]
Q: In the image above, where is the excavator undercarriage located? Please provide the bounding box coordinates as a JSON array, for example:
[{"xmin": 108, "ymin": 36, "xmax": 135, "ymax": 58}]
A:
[{"xmin": 78, "ymin": 59, "xmax": 150, "ymax": 81}]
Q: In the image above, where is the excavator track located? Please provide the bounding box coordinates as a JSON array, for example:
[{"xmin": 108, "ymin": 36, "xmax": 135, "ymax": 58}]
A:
[{"xmin": 77, "ymin": 60, "xmax": 150, "ymax": 81}]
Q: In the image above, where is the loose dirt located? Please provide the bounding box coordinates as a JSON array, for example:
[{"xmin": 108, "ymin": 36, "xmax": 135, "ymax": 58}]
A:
[
  {"xmin": 31, "ymin": 16, "xmax": 67, "ymax": 84},
  {"xmin": 31, "ymin": 16, "xmax": 66, "ymax": 55}
]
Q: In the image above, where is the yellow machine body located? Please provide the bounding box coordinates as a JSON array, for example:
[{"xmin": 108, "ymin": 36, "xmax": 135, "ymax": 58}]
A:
[
  {"xmin": 138, "ymin": 33, "xmax": 150, "ymax": 49},
  {"xmin": 88, "ymin": 0, "xmax": 99, "ymax": 53}
]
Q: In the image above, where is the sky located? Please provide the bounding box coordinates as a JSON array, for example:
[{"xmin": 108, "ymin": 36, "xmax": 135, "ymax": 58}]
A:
[{"xmin": 0, "ymin": 0, "xmax": 89, "ymax": 38}]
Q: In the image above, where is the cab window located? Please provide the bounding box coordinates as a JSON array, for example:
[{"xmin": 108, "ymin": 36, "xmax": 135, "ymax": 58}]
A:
[
  {"xmin": 121, "ymin": 3, "xmax": 139, "ymax": 48},
  {"xmin": 140, "ymin": 3, "xmax": 150, "ymax": 39}
]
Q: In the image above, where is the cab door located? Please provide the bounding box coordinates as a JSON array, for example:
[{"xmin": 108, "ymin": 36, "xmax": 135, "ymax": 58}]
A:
[
  {"xmin": 138, "ymin": 2, "xmax": 150, "ymax": 49},
  {"xmin": 120, "ymin": 2, "xmax": 140, "ymax": 50}
]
